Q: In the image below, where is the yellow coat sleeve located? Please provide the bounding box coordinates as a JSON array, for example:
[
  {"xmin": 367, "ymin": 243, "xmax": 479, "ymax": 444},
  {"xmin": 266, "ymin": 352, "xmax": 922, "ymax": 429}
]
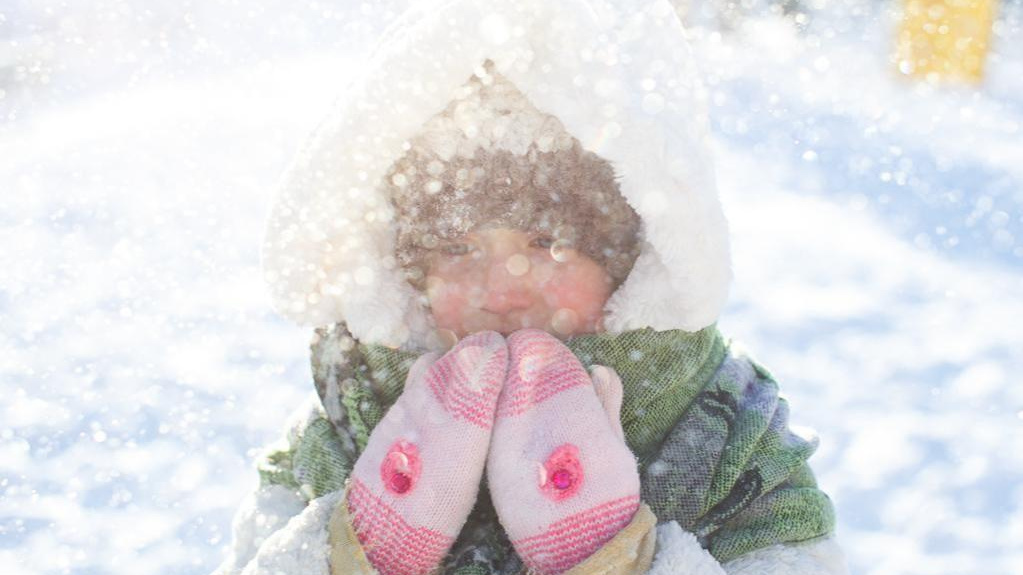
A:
[
  {"xmin": 327, "ymin": 481, "xmax": 390, "ymax": 575},
  {"xmin": 553, "ymin": 502, "xmax": 658, "ymax": 575}
]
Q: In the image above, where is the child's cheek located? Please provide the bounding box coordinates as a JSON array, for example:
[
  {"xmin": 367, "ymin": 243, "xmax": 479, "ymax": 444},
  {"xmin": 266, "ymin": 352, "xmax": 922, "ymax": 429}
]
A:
[
  {"xmin": 540, "ymin": 262, "xmax": 609, "ymax": 317},
  {"xmin": 426, "ymin": 274, "xmax": 471, "ymax": 330}
]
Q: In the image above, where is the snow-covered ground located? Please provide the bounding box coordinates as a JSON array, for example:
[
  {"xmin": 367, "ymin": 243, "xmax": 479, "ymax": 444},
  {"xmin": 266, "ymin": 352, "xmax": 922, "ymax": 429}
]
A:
[{"xmin": 2, "ymin": 2, "xmax": 1021, "ymax": 575}]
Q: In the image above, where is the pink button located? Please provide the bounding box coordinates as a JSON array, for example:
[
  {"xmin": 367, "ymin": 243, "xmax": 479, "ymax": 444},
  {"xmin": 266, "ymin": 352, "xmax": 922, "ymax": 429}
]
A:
[
  {"xmin": 380, "ymin": 439, "xmax": 421, "ymax": 495},
  {"xmin": 540, "ymin": 443, "xmax": 583, "ymax": 501},
  {"xmin": 389, "ymin": 472, "xmax": 412, "ymax": 494},
  {"xmin": 551, "ymin": 469, "xmax": 573, "ymax": 490}
]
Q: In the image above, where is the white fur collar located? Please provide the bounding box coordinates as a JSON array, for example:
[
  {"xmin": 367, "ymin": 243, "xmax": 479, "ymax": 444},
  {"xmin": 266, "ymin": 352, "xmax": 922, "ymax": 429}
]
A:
[{"xmin": 260, "ymin": 0, "xmax": 732, "ymax": 350}]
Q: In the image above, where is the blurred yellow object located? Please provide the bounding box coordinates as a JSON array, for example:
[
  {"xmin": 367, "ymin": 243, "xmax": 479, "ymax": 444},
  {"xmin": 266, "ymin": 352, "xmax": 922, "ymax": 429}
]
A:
[{"xmin": 895, "ymin": 0, "xmax": 997, "ymax": 83}]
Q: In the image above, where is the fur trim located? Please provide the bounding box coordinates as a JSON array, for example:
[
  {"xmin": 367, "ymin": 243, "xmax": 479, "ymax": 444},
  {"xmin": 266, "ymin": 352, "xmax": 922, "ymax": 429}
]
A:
[
  {"xmin": 212, "ymin": 484, "xmax": 308, "ymax": 575},
  {"xmin": 649, "ymin": 521, "xmax": 728, "ymax": 575},
  {"xmin": 650, "ymin": 522, "xmax": 850, "ymax": 575},
  {"xmin": 260, "ymin": 0, "xmax": 732, "ymax": 348},
  {"xmin": 236, "ymin": 490, "xmax": 344, "ymax": 575},
  {"xmin": 720, "ymin": 535, "xmax": 850, "ymax": 575}
]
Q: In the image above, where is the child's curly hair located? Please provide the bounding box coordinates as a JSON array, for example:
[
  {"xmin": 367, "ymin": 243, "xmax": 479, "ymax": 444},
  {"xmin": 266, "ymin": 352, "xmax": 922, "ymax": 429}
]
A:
[{"xmin": 383, "ymin": 60, "xmax": 643, "ymax": 294}]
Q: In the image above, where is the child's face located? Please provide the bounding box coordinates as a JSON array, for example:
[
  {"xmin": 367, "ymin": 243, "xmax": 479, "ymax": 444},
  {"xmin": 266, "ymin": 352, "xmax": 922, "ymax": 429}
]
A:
[{"xmin": 423, "ymin": 227, "xmax": 613, "ymax": 339}]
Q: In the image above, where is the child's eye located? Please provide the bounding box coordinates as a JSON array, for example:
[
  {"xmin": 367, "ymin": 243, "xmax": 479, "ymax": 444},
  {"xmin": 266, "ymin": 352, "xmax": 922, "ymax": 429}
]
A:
[
  {"xmin": 530, "ymin": 235, "xmax": 555, "ymax": 249},
  {"xmin": 440, "ymin": 242, "xmax": 472, "ymax": 256}
]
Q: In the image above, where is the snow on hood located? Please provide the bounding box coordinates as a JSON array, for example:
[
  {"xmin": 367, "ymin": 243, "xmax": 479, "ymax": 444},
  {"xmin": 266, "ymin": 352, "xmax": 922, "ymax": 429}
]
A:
[{"xmin": 260, "ymin": 0, "xmax": 732, "ymax": 350}]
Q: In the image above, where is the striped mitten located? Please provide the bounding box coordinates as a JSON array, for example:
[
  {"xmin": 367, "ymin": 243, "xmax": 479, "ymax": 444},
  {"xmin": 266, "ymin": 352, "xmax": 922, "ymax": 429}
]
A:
[
  {"xmin": 344, "ymin": 330, "xmax": 508, "ymax": 575},
  {"xmin": 487, "ymin": 329, "xmax": 641, "ymax": 574}
]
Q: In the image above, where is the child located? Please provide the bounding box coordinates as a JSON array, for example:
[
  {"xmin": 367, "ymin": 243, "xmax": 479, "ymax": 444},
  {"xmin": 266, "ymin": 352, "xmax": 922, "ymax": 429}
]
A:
[{"xmin": 215, "ymin": 1, "xmax": 849, "ymax": 574}]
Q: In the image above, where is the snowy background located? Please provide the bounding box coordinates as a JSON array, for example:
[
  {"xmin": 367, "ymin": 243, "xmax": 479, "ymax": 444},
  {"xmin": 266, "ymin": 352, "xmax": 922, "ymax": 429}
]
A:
[{"xmin": 1, "ymin": 1, "xmax": 1021, "ymax": 574}]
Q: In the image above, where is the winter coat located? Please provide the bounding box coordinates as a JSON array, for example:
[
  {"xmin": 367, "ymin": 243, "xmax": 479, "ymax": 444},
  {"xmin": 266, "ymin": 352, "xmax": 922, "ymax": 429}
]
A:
[
  {"xmin": 214, "ymin": 323, "xmax": 847, "ymax": 575},
  {"xmin": 213, "ymin": 0, "xmax": 851, "ymax": 573}
]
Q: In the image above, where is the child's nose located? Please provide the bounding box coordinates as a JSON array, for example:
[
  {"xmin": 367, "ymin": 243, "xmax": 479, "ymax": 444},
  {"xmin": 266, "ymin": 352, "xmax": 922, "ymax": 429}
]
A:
[{"xmin": 482, "ymin": 256, "xmax": 534, "ymax": 314}]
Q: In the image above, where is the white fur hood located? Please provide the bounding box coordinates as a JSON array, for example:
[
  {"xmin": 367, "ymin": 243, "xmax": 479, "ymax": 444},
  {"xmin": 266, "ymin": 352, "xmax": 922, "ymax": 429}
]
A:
[{"xmin": 260, "ymin": 0, "xmax": 733, "ymax": 350}]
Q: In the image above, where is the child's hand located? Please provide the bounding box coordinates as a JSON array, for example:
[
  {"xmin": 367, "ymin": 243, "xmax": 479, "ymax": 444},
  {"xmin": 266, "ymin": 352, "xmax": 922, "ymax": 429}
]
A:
[
  {"xmin": 487, "ymin": 329, "xmax": 640, "ymax": 574},
  {"xmin": 588, "ymin": 364, "xmax": 627, "ymax": 444},
  {"xmin": 343, "ymin": 331, "xmax": 508, "ymax": 575}
]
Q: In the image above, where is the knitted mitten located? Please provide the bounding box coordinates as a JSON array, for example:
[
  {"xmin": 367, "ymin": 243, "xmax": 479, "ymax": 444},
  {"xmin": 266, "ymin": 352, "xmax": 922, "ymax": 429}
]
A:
[
  {"xmin": 487, "ymin": 329, "xmax": 641, "ymax": 574},
  {"xmin": 344, "ymin": 330, "xmax": 509, "ymax": 575}
]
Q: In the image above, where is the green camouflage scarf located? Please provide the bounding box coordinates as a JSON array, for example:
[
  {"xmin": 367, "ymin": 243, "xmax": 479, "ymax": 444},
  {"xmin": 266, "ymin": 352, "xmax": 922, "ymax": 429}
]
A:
[{"xmin": 258, "ymin": 323, "xmax": 835, "ymax": 573}]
